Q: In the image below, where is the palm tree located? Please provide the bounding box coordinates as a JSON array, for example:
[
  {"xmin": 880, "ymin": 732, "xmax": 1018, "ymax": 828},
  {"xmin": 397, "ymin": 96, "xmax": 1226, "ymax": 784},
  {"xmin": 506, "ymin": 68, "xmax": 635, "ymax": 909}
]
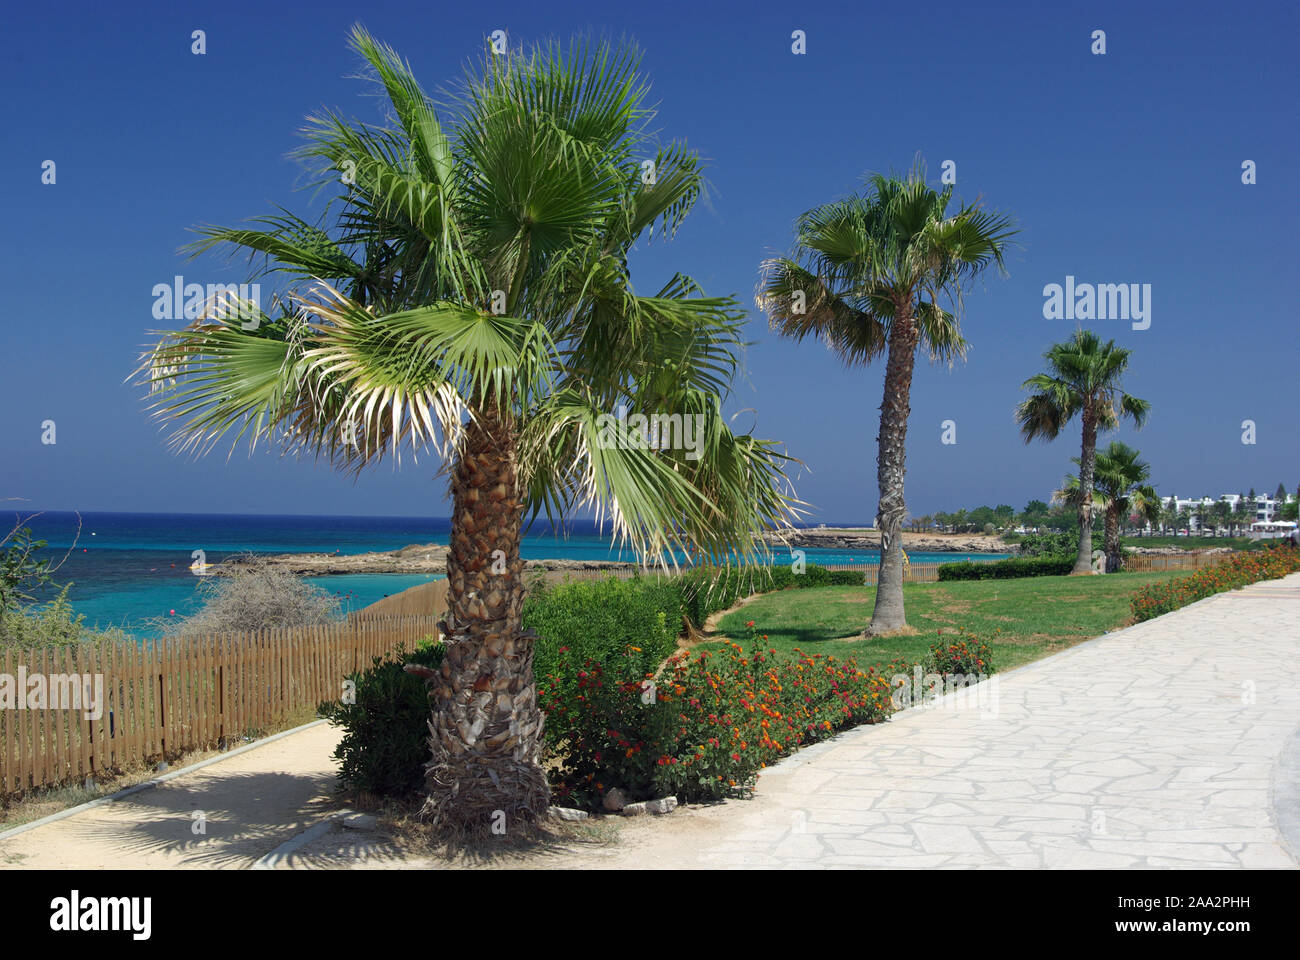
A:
[
  {"xmin": 1016, "ymin": 330, "xmax": 1150, "ymax": 574},
  {"xmin": 137, "ymin": 28, "xmax": 802, "ymax": 832},
  {"xmin": 1058, "ymin": 442, "xmax": 1159, "ymax": 571},
  {"xmin": 1212, "ymin": 500, "xmax": 1232, "ymax": 537},
  {"xmin": 758, "ymin": 164, "xmax": 1016, "ymax": 633}
]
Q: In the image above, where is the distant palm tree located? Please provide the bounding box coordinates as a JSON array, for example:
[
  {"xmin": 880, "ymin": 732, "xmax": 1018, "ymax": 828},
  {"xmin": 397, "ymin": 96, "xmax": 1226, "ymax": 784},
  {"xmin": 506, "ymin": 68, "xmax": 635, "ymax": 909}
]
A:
[
  {"xmin": 1058, "ymin": 442, "xmax": 1159, "ymax": 571},
  {"xmin": 1212, "ymin": 500, "xmax": 1232, "ymax": 537},
  {"xmin": 758, "ymin": 163, "xmax": 1016, "ymax": 633},
  {"xmin": 1017, "ymin": 330, "xmax": 1150, "ymax": 574},
  {"xmin": 137, "ymin": 28, "xmax": 801, "ymax": 831}
]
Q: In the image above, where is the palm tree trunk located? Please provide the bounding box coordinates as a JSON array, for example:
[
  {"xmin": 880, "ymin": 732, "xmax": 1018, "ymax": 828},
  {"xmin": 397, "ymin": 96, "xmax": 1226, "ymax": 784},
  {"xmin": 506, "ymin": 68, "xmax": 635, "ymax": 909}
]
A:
[
  {"xmin": 1104, "ymin": 505, "xmax": 1121, "ymax": 572},
  {"xmin": 422, "ymin": 403, "xmax": 549, "ymax": 831},
  {"xmin": 1074, "ymin": 406, "xmax": 1098, "ymax": 574},
  {"xmin": 868, "ymin": 307, "xmax": 919, "ymax": 635}
]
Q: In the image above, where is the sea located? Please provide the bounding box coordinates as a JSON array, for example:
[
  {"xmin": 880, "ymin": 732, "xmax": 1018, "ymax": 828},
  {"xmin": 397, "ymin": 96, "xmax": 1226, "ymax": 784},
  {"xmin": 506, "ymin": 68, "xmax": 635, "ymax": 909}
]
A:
[{"xmin": 13, "ymin": 512, "xmax": 1009, "ymax": 638}]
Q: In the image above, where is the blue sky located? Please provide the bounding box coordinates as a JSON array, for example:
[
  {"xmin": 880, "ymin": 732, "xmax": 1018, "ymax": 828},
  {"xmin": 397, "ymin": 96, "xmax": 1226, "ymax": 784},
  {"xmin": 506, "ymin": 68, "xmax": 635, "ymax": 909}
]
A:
[{"xmin": 3, "ymin": 0, "xmax": 1296, "ymax": 523}]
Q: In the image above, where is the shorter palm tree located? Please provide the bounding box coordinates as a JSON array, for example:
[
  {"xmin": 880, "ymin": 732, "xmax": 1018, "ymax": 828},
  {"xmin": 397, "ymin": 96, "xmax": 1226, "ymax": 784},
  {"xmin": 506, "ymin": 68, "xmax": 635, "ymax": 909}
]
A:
[
  {"xmin": 1017, "ymin": 330, "xmax": 1150, "ymax": 573},
  {"xmin": 1057, "ymin": 442, "xmax": 1159, "ymax": 571}
]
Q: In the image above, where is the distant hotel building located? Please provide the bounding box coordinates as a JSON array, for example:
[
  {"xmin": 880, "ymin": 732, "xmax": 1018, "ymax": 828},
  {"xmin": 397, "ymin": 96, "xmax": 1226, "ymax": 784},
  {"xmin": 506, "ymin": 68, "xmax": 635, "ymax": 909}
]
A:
[{"xmin": 1159, "ymin": 492, "xmax": 1295, "ymax": 531}]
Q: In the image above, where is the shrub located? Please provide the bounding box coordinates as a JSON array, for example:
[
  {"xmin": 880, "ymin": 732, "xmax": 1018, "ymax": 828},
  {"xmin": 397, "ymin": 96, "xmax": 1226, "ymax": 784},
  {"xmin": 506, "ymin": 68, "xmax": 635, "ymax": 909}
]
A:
[
  {"xmin": 317, "ymin": 638, "xmax": 443, "ymax": 798},
  {"xmin": 0, "ymin": 524, "xmax": 60, "ymax": 614},
  {"xmin": 539, "ymin": 623, "xmax": 908, "ymax": 811},
  {"xmin": 1014, "ymin": 529, "xmax": 1103, "ymax": 559},
  {"xmin": 829, "ymin": 569, "xmax": 868, "ymax": 586},
  {"xmin": 937, "ymin": 556, "xmax": 1074, "ymax": 581},
  {"xmin": 160, "ymin": 557, "xmax": 342, "ymax": 638},
  {"xmin": 0, "ymin": 588, "xmax": 131, "ymax": 650},
  {"xmin": 1130, "ymin": 546, "xmax": 1300, "ymax": 622},
  {"xmin": 524, "ymin": 574, "xmax": 680, "ymax": 708},
  {"xmin": 928, "ymin": 633, "xmax": 995, "ymax": 676}
]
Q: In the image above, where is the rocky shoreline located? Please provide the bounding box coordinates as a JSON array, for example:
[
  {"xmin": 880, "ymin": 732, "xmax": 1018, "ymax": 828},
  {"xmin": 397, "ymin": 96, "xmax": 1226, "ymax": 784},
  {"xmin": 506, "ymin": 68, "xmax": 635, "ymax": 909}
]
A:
[
  {"xmin": 215, "ymin": 527, "xmax": 1016, "ymax": 576},
  {"xmin": 762, "ymin": 527, "xmax": 1008, "ymax": 554},
  {"xmin": 214, "ymin": 543, "xmax": 635, "ymax": 576},
  {"xmin": 214, "ymin": 531, "xmax": 1241, "ymax": 577}
]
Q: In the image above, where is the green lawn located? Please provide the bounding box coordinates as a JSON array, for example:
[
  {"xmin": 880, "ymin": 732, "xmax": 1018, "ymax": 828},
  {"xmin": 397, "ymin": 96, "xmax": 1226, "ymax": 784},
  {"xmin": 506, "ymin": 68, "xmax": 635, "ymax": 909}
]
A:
[{"xmin": 712, "ymin": 571, "xmax": 1192, "ymax": 673}]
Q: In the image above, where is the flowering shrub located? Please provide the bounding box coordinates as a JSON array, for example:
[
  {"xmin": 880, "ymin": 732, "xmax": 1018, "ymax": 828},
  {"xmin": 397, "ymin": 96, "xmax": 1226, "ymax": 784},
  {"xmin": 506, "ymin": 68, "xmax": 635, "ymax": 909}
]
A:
[
  {"xmin": 928, "ymin": 632, "xmax": 995, "ymax": 675},
  {"xmin": 1130, "ymin": 546, "xmax": 1300, "ymax": 622},
  {"xmin": 540, "ymin": 622, "xmax": 909, "ymax": 810}
]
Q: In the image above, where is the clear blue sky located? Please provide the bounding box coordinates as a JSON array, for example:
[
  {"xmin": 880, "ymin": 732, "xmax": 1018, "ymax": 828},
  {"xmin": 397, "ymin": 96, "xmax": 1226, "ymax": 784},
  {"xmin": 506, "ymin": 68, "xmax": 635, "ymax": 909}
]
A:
[{"xmin": 3, "ymin": 0, "xmax": 1296, "ymax": 523}]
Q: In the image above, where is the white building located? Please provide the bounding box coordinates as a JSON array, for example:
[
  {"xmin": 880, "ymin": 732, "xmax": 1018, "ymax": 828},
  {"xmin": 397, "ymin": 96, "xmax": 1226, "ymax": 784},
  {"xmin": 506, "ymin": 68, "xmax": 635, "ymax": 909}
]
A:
[{"xmin": 1159, "ymin": 492, "xmax": 1295, "ymax": 532}]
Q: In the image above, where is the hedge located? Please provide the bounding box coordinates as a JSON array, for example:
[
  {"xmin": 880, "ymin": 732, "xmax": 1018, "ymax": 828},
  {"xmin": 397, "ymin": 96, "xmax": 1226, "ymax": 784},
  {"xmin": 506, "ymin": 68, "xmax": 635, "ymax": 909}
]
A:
[
  {"xmin": 523, "ymin": 575, "xmax": 681, "ymax": 702},
  {"xmin": 937, "ymin": 556, "xmax": 1075, "ymax": 581},
  {"xmin": 523, "ymin": 563, "xmax": 865, "ymax": 715}
]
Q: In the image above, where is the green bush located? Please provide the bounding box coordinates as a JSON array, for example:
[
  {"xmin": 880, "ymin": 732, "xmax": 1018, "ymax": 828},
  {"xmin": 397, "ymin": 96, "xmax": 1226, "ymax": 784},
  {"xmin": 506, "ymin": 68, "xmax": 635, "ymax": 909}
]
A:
[
  {"xmin": 0, "ymin": 588, "xmax": 131, "ymax": 650},
  {"xmin": 1014, "ymin": 529, "xmax": 1103, "ymax": 559},
  {"xmin": 828, "ymin": 569, "xmax": 868, "ymax": 585},
  {"xmin": 937, "ymin": 556, "xmax": 1074, "ymax": 581},
  {"xmin": 524, "ymin": 575, "xmax": 681, "ymax": 698},
  {"xmin": 317, "ymin": 639, "xmax": 443, "ymax": 798}
]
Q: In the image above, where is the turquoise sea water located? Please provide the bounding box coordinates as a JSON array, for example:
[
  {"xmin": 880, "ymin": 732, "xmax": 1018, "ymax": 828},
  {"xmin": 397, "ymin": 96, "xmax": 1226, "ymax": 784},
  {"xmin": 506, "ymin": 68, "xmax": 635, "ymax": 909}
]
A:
[{"xmin": 15, "ymin": 512, "xmax": 1008, "ymax": 637}]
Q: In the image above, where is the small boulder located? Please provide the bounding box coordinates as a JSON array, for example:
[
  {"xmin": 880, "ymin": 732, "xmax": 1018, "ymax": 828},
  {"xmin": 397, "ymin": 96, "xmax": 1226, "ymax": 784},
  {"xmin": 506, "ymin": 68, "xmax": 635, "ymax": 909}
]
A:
[
  {"xmin": 646, "ymin": 796, "xmax": 678, "ymax": 815},
  {"xmin": 602, "ymin": 787, "xmax": 630, "ymax": 812},
  {"xmin": 622, "ymin": 801, "xmax": 649, "ymax": 817},
  {"xmin": 549, "ymin": 807, "xmax": 589, "ymax": 821}
]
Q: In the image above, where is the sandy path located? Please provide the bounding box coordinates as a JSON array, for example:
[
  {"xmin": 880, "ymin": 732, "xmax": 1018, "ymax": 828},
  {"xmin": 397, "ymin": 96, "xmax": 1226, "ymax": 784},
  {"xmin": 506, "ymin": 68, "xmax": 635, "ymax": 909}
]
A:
[{"xmin": 0, "ymin": 723, "xmax": 344, "ymax": 869}]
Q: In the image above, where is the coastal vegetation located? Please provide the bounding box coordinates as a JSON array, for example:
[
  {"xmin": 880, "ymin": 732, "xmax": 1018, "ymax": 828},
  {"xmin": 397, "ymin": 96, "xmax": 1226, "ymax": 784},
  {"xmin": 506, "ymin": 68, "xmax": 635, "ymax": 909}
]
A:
[
  {"xmin": 147, "ymin": 557, "xmax": 343, "ymax": 639},
  {"xmin": 759, "ymin": 163, "xmax": 1017, "ymax": 635},
  {"xmin": 1, "ymin": 515, "xmax": 129, "ymax": 650}
]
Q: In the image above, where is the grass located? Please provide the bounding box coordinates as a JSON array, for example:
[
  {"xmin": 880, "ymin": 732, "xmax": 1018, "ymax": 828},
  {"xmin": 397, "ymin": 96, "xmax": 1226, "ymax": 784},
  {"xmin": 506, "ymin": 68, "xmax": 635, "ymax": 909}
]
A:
[{"xmin": 712, "ymin": 570, "xmax": 1194, "ymax": 674}]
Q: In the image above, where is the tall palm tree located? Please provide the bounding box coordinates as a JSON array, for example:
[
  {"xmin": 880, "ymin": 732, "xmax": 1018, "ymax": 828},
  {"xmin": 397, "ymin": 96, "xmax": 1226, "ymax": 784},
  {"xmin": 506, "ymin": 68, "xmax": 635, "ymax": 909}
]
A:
[
  {"xmin": 1016, "ymin": 330, "xmax": 1150, "ymax": 574},
  {"xmin": 137, "ymin": 28, "xmax": 801, "ymax": 832},
  {"xmin": 758, "ymin": 164, "xmax": 1016, "ymax": 634},
  {"xmin": 1057, "ymin": 441, "xmax": 1159, "ymax": 572}
]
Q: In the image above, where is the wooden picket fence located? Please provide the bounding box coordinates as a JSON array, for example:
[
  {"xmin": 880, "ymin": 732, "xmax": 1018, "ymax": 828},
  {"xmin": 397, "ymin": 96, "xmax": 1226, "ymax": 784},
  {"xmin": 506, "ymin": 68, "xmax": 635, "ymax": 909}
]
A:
[
  {"xmin": 1122, "ymin": 552, "xmax": 1222, "ymax": 572},
  {"xmin": 0, "ymin": 613, "xmax": 438, "ymax": 798}
]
